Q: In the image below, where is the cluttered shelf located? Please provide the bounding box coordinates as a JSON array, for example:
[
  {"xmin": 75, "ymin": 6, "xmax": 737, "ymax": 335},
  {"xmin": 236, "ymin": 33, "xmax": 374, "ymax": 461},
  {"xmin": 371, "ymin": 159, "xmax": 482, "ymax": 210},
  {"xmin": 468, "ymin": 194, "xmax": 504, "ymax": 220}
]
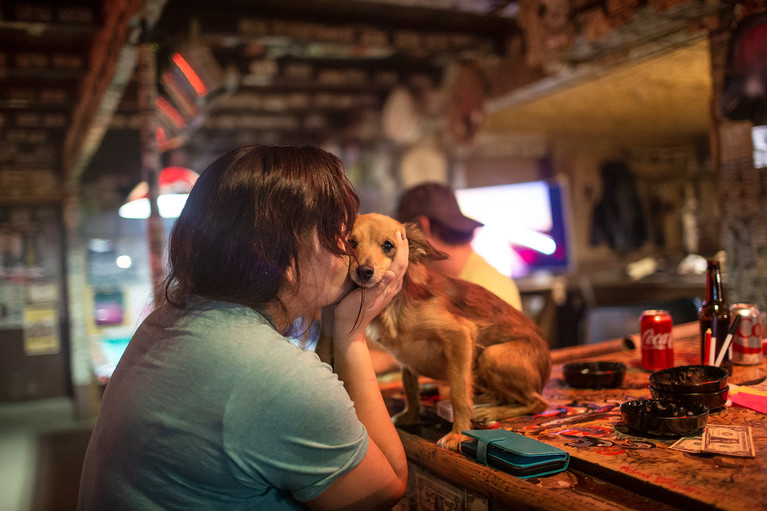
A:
[{"xmin": 389, "ymin": 322, "xmax": 767, "ymax": 511}]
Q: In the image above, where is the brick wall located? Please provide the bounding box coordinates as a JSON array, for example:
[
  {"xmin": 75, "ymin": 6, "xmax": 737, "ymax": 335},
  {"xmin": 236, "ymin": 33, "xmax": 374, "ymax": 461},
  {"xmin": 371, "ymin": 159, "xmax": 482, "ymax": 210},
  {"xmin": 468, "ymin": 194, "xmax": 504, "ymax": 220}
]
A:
[{"xmin": 709, "ymin": 12, "xmax": 767, "ymax": 311}]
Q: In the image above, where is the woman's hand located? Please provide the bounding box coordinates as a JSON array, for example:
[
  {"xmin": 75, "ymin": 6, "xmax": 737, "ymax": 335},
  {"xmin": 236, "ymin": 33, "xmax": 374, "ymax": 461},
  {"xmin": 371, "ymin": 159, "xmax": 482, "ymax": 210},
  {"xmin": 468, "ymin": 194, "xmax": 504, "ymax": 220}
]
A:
[
  {"xmin": 332, "ymin": 229, "xmax": 408, "ymax": 340},
  {"xmin": 310, "ymin": 229, "xmax": 409, "ymax": 510}
]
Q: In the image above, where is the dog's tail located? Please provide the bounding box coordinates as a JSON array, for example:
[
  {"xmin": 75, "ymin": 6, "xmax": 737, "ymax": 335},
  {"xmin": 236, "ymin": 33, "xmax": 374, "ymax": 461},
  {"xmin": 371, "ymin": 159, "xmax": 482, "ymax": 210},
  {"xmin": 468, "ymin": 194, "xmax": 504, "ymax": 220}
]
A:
[
  {"xmin": 530, "ymin": 391, "xmax": 549, "ymax": 411},
  {"xmin": 472, "ymin": 393, "xmax": 548, "ymax": 423}
]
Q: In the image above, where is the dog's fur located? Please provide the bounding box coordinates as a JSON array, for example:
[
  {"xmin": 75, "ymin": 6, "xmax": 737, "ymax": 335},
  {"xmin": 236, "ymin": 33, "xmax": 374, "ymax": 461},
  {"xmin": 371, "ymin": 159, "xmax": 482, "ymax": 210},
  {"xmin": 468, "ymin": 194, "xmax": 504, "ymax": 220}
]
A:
[{"xmin": 348, "ymin": 213, "xmax": 551, "ymax": 450}]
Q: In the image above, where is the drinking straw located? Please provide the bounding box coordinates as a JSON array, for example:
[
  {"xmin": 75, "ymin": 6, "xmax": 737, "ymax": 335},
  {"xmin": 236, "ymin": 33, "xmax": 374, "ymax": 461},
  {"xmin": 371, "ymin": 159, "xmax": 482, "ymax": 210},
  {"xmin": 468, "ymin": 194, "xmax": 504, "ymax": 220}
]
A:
[{"xmin": 715, "ymin": 314, "xmax": 742, "ymax": 367}]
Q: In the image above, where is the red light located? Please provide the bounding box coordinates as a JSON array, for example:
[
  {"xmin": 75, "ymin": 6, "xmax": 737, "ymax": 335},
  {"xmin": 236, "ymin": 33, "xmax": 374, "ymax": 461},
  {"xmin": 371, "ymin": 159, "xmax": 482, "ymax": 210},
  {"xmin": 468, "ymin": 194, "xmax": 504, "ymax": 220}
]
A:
[
  {"xmin": 155, "ymin": 97, "xmax": 185, "ymax": 129},
  {"xmin": 172, "ymin": 53, "xmax": 207, "ymax": 96}
]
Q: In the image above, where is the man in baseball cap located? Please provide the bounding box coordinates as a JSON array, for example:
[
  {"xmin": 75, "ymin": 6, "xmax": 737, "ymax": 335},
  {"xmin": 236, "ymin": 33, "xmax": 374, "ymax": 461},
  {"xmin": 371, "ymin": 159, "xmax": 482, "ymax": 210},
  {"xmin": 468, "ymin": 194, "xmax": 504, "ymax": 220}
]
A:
[
  {"xmin": 396, "ymin": 182, "xmax": 484, "ymax": 235},
  {"xmin": 394, "ymin": 182, "xmax": 521, "ymax": 310}
]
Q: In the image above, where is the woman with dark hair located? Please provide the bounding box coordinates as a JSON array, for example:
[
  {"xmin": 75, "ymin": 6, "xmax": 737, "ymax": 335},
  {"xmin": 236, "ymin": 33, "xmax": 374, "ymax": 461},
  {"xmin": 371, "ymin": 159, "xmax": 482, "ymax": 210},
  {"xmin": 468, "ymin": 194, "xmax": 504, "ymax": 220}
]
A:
[{"xmin": 78, "ymin": 145, "xmax": 409, "ymax": 510}]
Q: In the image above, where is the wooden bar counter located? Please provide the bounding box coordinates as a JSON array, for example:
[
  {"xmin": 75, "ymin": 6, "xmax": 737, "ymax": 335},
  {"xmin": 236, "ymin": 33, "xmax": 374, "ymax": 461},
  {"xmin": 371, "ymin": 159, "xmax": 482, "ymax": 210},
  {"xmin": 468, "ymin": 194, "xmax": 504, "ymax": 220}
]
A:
[{"xmin": 390, "ymin": 322, "xmax": 767, "ymax": 511}]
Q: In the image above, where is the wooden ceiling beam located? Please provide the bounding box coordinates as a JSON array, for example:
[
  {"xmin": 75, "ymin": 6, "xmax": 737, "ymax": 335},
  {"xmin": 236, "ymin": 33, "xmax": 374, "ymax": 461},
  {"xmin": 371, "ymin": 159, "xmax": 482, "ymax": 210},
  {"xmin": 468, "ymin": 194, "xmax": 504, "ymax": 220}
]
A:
[{"xmin": 62, "ymin": 0, "xmax": 168, "ymax": 191}]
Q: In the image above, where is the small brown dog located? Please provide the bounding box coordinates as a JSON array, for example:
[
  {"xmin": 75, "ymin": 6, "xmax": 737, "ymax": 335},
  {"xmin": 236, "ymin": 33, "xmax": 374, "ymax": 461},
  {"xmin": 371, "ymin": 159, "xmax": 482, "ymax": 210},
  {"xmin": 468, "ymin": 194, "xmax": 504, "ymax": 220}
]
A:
[{"xmin": 348, "ymin": 213, "xmax": 551, "ymax": 450}]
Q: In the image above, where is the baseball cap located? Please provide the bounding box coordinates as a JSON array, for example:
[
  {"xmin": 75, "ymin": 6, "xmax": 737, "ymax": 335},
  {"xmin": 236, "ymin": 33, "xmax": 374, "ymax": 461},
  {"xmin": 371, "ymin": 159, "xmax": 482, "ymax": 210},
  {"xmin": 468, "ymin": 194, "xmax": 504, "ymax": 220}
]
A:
[{"xmin": 395, "ymin": 182, "xmax": 483, "ymax": 233}]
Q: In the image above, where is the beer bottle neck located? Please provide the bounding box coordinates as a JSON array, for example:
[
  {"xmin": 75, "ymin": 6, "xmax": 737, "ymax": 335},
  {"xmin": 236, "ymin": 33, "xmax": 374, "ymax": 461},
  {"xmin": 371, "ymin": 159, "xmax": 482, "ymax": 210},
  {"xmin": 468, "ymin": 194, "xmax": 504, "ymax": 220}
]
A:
[{"xmin": 705, "ymin": 266, "xmax": 724, "ymax": 303}]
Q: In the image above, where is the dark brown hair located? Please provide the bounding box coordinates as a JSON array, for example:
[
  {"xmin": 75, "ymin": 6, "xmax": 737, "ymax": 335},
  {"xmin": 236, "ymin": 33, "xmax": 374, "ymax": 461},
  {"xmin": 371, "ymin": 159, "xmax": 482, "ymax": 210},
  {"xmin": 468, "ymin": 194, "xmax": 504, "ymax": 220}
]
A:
[{"xmin": 163, "ymin": 145, "xmax": 359, "ymax": 311}]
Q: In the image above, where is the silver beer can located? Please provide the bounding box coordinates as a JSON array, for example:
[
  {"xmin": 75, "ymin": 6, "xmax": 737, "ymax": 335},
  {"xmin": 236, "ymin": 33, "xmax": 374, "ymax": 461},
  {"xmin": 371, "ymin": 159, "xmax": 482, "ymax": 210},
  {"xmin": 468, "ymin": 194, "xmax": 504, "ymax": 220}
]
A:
[{"xmin": 730, "ymin": 303, "xmax": 763, "ymax": 365}]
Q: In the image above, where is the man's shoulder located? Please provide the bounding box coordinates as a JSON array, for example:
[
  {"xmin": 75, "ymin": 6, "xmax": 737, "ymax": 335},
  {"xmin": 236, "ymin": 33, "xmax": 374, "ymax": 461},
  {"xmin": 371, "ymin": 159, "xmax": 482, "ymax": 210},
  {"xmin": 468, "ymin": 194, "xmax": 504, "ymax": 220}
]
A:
[
  {"xmin": 460, "ymin": 251, "xmax": 522, "ymax": 309},
  {"xmin": 462, "ymin": 250, "xmax": 505, "ymax": 280}
]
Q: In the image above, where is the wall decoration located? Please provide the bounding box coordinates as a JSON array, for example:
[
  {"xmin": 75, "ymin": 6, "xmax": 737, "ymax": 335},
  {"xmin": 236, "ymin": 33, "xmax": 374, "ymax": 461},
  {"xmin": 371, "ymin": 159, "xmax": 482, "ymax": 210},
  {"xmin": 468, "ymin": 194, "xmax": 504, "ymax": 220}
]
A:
[
  {"xmin": 517, "ymin": 0, "xmax": 574, "ymax": 70},
  {"xmin": 400, "ymin": 140, "xmax": 448, "ymax": 189},
  {"xmin": 444, "ymin": 62, "xmax": 487, "ymax": 145},
  {"xmin": 23, "ymin": 306, "xmax": 59, "ymax": 355},
  {"xmin": 721, "ymin": 13, "xmax": 767, "ymax": 124},
  {"xmin": 382, "ymin": 86, "xmax": 423, "ymax": 145}
]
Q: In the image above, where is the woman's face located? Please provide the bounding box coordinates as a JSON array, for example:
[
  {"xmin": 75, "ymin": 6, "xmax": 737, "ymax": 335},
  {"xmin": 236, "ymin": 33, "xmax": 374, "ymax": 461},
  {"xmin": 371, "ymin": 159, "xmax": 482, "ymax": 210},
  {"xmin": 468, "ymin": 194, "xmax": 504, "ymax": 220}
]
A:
[{"xmin": 294, "ymin": 230, "xmax": 354, "ymax": 310}]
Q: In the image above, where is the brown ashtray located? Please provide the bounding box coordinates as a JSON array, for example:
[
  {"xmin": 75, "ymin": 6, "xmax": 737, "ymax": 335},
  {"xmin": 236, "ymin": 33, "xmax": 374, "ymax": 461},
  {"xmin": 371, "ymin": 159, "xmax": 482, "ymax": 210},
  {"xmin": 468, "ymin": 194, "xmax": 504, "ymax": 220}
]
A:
[
  {"xmin": 621, "ymin": 398, "xmax": 709, "ymax": 437},
  {"xmin": 562, "ymin": 361, "xmax": 627, "ymax": 389}
]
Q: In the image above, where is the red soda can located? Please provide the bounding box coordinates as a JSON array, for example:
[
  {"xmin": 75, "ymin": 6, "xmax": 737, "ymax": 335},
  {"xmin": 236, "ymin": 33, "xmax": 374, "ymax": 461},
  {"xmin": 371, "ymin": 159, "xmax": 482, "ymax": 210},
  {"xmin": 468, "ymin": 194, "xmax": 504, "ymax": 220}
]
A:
[
  {"xmin": 730, "ymin": 303, "xmax": 763, "ymax": 365},
  {"xmin": 640, "ymin": 309, "xmax": 674, "ymax": 371}
]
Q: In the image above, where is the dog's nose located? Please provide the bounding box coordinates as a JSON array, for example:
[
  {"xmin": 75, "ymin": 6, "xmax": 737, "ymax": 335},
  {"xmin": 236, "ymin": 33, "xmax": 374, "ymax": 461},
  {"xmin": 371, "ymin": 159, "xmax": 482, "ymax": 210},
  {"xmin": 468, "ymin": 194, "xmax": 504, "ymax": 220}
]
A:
[{"xmin": 356, "ymin": 266, "xmax": 374, "ymax": 282}]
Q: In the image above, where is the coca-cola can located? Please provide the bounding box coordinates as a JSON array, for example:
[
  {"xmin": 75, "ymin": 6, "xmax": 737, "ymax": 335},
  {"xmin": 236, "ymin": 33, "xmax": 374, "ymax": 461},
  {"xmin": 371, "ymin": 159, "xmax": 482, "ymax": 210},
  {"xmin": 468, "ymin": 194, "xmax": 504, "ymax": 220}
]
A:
[
  {"xmin": 640, "ymin": 309, "xmax": 674, "ymax": 371},
  {"xmin": 730, "ymin": 303, "xmax": 763, "ymax": 365}
]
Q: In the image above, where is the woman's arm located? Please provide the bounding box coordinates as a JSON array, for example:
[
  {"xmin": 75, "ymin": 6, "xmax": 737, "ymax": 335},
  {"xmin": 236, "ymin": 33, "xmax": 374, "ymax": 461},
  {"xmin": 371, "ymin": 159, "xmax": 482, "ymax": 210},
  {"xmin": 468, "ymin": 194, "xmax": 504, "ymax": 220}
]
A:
[{"xmin": 307, "ymin": 230, "xmax": 409, "ymax": 511}]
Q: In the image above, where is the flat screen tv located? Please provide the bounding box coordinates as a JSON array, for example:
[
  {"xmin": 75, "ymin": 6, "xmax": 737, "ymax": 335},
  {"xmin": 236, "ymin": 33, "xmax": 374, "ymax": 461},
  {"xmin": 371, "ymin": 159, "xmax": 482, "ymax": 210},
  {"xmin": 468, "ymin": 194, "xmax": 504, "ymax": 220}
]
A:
[{"xmin": 455, "ymin": 179, "xmax": 573, "ymax": 278}]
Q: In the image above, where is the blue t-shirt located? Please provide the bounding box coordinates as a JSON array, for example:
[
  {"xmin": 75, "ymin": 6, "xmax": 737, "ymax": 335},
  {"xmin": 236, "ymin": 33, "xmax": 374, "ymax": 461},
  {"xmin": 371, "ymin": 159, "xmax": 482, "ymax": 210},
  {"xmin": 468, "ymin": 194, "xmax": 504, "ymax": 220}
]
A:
[{"xmin": 78, "ymin": 300, "xmax": 368, "ymax": 510}]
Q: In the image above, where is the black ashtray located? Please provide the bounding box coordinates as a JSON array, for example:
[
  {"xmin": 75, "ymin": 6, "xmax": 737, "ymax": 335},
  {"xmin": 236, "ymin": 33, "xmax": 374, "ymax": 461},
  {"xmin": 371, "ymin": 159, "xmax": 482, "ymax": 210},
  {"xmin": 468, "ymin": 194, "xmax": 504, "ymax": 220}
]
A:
[
  {"xmin": 649, "ymin": 385, "xmax": 729, "ymax": 412},
  {"xmin": 649, "ymin": 365, "xmax": 728, "ymax": 393},
  {"xmin": 621, "ymin": 398, "xmax": 709, "ymax": 437},
  {"xmin": 562, "ymin": 361, "xmax": 627, "ymax": 389}
]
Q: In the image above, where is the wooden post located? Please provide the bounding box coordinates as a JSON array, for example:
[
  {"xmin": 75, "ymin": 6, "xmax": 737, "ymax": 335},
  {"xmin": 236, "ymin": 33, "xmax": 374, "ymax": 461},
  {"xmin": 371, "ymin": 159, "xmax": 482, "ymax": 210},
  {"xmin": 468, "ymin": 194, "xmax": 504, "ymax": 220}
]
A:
[{"xmin": 137, "ymin": 39, "xmax": 165, "ymax": 306}]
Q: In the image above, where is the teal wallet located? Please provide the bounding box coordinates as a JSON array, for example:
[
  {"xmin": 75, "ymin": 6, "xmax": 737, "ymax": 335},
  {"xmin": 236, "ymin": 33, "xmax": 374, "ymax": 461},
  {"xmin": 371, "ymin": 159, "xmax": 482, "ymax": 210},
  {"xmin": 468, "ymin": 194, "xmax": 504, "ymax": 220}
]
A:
[{"xmin": 460, "ymin": 429, "xmax": 569, "ymax": 479}]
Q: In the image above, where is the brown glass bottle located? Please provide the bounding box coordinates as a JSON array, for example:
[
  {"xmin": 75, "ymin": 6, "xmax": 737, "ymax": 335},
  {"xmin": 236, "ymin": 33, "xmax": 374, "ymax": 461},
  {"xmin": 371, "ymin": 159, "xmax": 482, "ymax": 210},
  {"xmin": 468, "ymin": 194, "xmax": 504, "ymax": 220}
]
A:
[{"xmin": 698, "ymin": 260, "xmax": 732, "ymax": 374}]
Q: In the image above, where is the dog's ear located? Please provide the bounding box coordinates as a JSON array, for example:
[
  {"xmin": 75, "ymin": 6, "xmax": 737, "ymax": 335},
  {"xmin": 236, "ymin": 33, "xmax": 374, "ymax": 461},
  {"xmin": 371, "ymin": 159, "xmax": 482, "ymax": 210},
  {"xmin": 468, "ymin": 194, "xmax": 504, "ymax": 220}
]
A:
[{"xmin": 404, "ymin": 222, "xmax": 449, "ymax": 263}]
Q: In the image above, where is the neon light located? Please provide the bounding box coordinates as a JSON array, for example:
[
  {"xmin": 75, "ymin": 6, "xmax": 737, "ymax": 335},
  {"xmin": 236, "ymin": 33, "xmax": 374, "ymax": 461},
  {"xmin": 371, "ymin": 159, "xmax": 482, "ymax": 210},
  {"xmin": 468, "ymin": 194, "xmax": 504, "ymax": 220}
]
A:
[
  {"xmin": 172, "ymin": 53, "xmax": 207, "ymax": 96},
  {"xmin": 155, "ymin": 97, "xmax": 185, "ymax": 129}
]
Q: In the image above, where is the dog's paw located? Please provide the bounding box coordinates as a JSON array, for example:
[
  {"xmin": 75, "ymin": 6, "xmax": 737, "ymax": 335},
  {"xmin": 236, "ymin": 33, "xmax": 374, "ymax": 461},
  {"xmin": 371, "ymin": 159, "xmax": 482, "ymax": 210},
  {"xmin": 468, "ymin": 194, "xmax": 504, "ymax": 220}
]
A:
[
  {"xmin": 392, "ymin": 409, "xmax": 420, "ymax": 427},
  {"xmin": 437, "ymin": 432, "xmax": 470, "ymax": 452}
]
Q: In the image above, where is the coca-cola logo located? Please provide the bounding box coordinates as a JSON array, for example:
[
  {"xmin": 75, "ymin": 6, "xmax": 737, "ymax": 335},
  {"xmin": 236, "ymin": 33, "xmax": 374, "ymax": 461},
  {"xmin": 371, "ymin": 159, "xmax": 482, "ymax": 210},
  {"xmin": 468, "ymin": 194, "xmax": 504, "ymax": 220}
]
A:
[
  {"xmin": 735, "ymin": 318, "xmax": 762, "ymax": 339},
  {"xmin": 642, "ymin": 328, "xmax": 672, "ymax": 350}
]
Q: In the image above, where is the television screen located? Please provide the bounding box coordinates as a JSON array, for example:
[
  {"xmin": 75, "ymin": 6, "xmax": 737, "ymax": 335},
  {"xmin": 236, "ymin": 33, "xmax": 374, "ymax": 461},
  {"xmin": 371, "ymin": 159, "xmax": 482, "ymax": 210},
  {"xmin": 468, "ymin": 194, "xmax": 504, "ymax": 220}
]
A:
[{"xmin": 455, "ymin": 179, "xmax": 572, "ymax": 278}]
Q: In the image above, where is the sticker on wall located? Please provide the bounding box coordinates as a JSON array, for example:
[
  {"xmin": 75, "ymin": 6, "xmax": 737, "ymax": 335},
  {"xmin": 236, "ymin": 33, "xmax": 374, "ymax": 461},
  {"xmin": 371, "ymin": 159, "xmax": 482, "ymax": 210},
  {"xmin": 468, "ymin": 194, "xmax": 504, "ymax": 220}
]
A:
[
  {"xmin": 0, "ymin": 284, "xmax": 25, "ymax": 328},
  {"xmin": 412, "ymin": 465, "xmax": 488, "ymax": 511},
  {"xmin": 23, "ymin": 306, "xmax": 59, "ymax": 355}
]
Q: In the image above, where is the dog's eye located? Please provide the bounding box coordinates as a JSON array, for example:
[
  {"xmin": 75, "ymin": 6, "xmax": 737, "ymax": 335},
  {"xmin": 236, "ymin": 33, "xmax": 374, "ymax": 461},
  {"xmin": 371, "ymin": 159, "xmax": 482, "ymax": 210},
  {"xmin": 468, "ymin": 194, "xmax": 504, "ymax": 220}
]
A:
[
  {"xmin": 349, "ymin": 239, "xmax": 358, "ymax": 249},
  {"xmin": 382, "ymin": 240, "xmax": 394, "ymax": 253}
]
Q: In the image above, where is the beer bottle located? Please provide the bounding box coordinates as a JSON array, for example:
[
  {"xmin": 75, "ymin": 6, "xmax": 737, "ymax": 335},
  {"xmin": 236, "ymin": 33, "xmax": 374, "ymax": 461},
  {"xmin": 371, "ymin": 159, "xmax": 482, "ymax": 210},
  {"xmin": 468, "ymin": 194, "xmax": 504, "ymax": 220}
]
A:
[{"xmin": 698, "ymin": 260, "xmax": 732, "ymax": 374}]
